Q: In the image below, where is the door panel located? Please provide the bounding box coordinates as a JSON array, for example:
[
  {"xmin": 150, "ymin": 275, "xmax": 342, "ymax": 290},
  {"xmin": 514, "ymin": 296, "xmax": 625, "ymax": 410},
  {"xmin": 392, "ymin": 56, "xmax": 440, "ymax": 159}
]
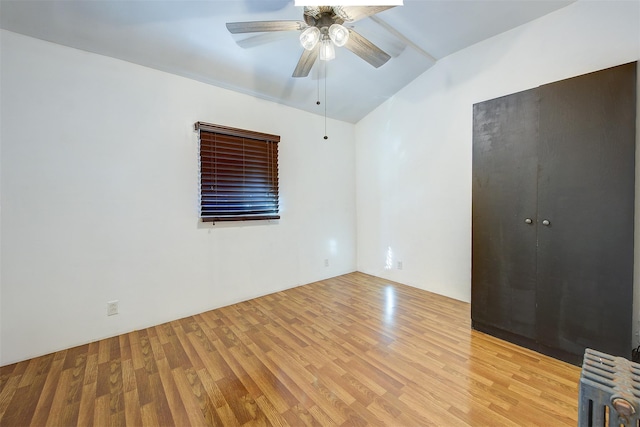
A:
[
  {"xmin": 472, "ymin": 88, "xmax": 539, "ymax": 339},
  {"xmin": 536, "ymin": 62, "xmax": 636, "ymax": 358}
]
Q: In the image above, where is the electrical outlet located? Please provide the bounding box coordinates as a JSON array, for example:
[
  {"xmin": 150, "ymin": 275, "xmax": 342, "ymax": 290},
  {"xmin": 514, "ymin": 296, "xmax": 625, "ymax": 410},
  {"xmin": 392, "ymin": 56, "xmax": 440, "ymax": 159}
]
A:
[
  {"xmin": 107, "ymin": 300, "xmax": 119, "ymax": 316},
  {"xmin": 397, "ymin": 261, "xmax": 403, "ymax": 270},
  {"xmin": 324, "ymin": 259, "xmax": 329, "ymax": 267}
]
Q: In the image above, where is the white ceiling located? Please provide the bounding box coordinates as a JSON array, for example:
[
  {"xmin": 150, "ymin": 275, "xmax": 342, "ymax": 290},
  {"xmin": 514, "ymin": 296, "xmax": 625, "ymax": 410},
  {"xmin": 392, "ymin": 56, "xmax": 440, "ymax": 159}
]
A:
[{"xmin": 0, "ymin": 0, "xmax": 575, "ymax": 123}]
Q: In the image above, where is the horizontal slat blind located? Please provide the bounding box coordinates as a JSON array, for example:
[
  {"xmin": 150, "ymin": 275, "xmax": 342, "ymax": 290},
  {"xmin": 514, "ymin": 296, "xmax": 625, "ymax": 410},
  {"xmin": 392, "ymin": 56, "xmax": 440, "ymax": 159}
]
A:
[{"xmin": 196, "ymin": 122, "xmax": 280, "ymax": 222}]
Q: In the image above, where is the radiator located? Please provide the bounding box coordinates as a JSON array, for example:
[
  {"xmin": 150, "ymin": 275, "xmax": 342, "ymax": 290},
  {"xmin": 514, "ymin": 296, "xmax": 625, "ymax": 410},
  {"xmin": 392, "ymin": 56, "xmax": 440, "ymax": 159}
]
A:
[{"xmin": 579, "ymin": 348, "xmax": 640, "ymax": 426}]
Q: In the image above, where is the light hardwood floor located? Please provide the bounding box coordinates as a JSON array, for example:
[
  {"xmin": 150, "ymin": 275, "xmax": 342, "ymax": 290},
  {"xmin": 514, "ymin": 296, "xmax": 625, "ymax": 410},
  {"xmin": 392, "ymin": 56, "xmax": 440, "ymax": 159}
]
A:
[{"xmin": 0, "ymin": 272, "xmax": 580, "ymax": 426}]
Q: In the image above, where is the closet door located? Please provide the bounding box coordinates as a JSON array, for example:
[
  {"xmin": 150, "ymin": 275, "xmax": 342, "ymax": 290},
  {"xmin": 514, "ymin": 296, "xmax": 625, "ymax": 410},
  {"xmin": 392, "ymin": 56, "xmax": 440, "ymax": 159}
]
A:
[
  {"xmin": 472, "ymin": 88, "xmax": 539, "ymax": 339},
  {"xmin": 535, "ymin": 62, "xmax": 636, "ymax": 359}
]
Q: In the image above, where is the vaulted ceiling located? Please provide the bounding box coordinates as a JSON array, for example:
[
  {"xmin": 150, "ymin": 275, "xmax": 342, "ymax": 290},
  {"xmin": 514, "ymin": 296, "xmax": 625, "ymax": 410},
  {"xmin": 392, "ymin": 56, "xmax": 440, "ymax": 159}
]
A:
[{"xmin": 0, "ymin": 0, "xmax": 575, "ymax": 123}]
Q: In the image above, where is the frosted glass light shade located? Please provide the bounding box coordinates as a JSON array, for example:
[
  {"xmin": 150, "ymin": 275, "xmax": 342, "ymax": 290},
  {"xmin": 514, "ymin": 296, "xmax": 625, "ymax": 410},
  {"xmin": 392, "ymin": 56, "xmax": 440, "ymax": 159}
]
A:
[
  {"xmin": 299, "ymin": 27, "xmax": 320, "ymax": 50},
  {"xmin": 319, "ymin": 39, "xmax": 335, "ymax": 61},
  {"xmin": 328, "ymin": 24, "xmax": 349, "ymax": 47}
]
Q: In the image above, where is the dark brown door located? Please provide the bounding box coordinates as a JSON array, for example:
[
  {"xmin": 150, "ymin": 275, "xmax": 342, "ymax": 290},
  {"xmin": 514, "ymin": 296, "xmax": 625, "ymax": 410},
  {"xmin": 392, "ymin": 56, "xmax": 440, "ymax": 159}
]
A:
[
  {"xmin": 535, "ymin": 62, "xmax": 636, "ymax": 359},
  {"xmin": 472, "ymin": 88, "xmax": 539, "ymax": 340},
  {"xmin": 472, "ymin": 62, "xmax": 636, "ymax": 364}
]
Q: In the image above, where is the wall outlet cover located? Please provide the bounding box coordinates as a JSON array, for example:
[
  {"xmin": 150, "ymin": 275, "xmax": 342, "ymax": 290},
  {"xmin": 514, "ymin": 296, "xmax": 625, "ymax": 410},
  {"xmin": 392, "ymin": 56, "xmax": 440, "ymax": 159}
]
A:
[{"xmin": 107, "ymin": 300, "xmax": 119, "ymax": 316}]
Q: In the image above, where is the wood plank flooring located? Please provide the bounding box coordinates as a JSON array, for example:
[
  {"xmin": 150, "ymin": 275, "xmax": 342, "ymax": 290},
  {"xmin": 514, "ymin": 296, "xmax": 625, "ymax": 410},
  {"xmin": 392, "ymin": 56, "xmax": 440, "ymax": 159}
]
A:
[{"xmin": 0, "ymin": 272, "xmax": 581, "ymax": 426}]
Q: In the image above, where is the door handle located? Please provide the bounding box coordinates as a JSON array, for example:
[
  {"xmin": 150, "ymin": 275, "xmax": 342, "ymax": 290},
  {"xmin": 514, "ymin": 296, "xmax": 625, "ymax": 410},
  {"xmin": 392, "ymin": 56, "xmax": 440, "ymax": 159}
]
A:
[
  {"xmin": 542, "ymin": 219, "xmax": 550, "ymax": 226},
  {"xmin": 524, "ymin": 218, "xmax": 533, "ymax": 224}
]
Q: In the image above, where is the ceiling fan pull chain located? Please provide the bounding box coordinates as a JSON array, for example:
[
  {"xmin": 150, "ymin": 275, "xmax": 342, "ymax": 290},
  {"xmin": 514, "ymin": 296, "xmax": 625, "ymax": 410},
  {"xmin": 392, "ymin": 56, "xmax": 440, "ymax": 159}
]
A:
[
  {"xmin": 324, "ymin": 61, "xmax": 328, "ymax": 140},
  {"xmin": 316, "ymin": 66, "xmax": 320, "ymax": 106}
]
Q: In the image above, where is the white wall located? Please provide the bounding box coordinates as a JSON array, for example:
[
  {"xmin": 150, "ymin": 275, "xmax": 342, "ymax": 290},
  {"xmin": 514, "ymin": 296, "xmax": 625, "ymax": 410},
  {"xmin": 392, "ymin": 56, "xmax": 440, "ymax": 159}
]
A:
[
  {"xmin": 0, "ymin": 30, "xmax": 357, "ymax": 365},
  {"xmin": 3, "ymin": 1, "xmax": 639, "ymax": 366},
  {"xmin": 356, "ymin": 0, "xmax": 640, "ymax": 316}
]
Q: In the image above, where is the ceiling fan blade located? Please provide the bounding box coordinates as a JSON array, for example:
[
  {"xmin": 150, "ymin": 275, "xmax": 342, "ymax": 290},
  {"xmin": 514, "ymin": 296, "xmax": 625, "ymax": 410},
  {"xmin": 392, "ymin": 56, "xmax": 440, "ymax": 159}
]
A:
[
  {"xmin": 292, "ymin": 47, "xmax": 318, "ymax": 78},
  {"xmin": 235, "ymin": 32, "xmax": 293, "ymax": 49},
  {"xmin": 344, "ymin": 30, "xmax": 391, "ymax": 68},
  {"xmin": 333, "ymin": 6, "xmax": 395, "ymax": 23},
  {"xmin": 226, "ymin": 20, "xmax": 306, "ymax": 34}
]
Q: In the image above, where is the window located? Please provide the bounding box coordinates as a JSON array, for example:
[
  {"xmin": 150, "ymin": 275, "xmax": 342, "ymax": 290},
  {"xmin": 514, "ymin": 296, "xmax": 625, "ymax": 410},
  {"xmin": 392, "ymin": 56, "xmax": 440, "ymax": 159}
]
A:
[{"xmin": 195, "ymin": 122, "xmax": 280, "ymax": 222}]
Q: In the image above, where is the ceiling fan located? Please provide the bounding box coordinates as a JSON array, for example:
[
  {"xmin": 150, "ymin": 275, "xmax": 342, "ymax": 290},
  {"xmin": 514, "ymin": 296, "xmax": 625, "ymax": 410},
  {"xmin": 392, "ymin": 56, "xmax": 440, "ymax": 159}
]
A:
[{"xmin": 226, "ymin": 6, "xmax": 394, "ymax": 78}]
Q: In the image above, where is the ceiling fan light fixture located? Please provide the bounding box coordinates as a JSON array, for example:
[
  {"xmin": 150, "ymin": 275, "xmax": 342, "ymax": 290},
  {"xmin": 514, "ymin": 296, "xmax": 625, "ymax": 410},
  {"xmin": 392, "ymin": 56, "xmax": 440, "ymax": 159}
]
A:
[
  {"xmin": 300, "ymin": 26, "xmax": 321, "ymax": 50},
  {"xmin": 328, "ymin": 24, "xmax": 349, "ymax": 47},
  {"xmin": 319, "ymin": 38, "xmax": 335, "ymax": 61}
]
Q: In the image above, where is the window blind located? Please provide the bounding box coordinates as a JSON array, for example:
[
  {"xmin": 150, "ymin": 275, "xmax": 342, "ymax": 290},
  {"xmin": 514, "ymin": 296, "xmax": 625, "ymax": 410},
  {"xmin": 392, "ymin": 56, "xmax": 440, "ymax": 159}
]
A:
[{"xmin": 195, "ymin": 122, "xmax": 280, "ymax": 222}]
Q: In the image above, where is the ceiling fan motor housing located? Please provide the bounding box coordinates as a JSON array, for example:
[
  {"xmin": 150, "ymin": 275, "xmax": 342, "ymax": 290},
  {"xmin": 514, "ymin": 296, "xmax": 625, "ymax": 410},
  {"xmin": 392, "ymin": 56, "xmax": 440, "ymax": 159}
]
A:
[{"xmin": 304, "ymin": 9, "xmax": 345, "ymax": 32}]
